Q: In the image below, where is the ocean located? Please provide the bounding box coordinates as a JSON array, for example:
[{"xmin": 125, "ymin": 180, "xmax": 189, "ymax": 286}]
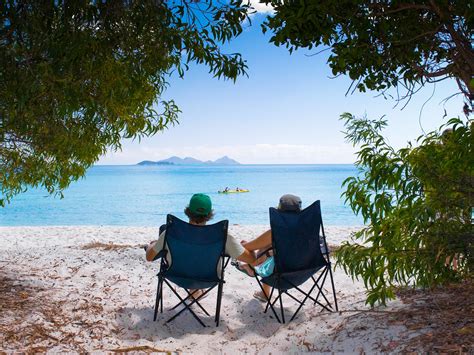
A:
[{"xmin": 0, "ymin": 164, "xmax": 362, "ymax": 226}]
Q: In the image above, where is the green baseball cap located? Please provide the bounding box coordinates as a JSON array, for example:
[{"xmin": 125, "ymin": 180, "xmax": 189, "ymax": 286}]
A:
[{"xmin": 188, "ymin": 193, "xmax": 212, "ymax": 216}]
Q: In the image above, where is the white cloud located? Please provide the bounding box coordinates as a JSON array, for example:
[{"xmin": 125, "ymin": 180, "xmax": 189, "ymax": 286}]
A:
[
  {"xmin": 247, "ymin": 0, "xmax": 274, "ymax": 15},
  {"xmin": 99, "ymin": 143, "xmax": 356, "ymax": 165}
]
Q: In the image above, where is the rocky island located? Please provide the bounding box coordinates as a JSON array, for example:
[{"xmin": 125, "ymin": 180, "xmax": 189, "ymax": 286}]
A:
[{"xmin": 137, "ymin": 155, "xmax": 240, "ymax": 166}]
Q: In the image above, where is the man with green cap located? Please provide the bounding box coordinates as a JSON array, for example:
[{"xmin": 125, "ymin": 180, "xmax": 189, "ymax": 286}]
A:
[
  {"xmin": 146, "ymin": 194, "xmax": 257, "ymax": 296},
  {"xmin": 185, "ymin": 193, "xmax": 214, "ymax": 223}
]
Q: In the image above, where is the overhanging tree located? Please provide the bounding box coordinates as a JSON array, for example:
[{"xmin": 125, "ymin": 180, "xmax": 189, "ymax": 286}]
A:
[
  {"xmin": 0, "ymin": 0, "xmax": 250, "ymax": 205},
  {"xmin": 262, "ymin": 0, "xmax": 473, "ymax": 110},
  {"xmin": 262, "ymin": 0, "xmax": 473, "ymax": 305}
]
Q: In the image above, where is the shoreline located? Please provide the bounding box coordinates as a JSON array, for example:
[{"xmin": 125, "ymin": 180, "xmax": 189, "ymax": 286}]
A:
[
  {"xmin": 0, "ymin": 225, "xmax": 362, "ymax": 249},
  {"xmin": 0, "ymin": 224, "xmax": 364, "ymax": 228},
  {"xmin": 1, "ymin": 225, "xmax": 419, "ymax": 353}
]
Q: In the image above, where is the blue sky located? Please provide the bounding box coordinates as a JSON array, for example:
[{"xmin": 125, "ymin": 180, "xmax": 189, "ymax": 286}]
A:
[{"xmin": 99, "ymin": 10, "xmax": 465, "ymax": 165}]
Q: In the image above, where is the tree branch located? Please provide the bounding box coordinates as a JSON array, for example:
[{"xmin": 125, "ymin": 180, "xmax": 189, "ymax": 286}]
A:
[{"xmin": 367, "ymin": 3, "xmax": 432, "ymax": 16}]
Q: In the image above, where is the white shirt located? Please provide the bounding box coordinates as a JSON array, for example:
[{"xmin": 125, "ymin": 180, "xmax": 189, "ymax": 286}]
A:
[{"xmin": 150, "ymin": 230, "xmax": 245, "ymax": 267}]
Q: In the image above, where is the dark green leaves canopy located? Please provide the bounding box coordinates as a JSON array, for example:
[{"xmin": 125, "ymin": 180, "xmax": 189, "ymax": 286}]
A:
[
  {"xmin": 263, "ymin": 1, "xmax": 473, "ymax": 105},
  {"xmin": 0, "ymin": 0, "xmax": 249, "ymax": 205}
]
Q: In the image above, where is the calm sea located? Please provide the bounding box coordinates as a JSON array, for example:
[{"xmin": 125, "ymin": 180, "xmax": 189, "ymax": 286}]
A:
[{"xmin": 0, "ymin": 164, "xmax": 362, "ymax": 226}]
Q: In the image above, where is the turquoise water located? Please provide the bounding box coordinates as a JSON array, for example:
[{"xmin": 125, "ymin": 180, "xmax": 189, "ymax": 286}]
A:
[{"xmin": 0, "ymin": 165, "xmax": 362, "ymax": 226}]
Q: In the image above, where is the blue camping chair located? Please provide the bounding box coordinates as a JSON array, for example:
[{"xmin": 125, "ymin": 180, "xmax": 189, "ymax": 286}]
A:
[
  {"xmin": 254, "ymin": 200, "xmax": 338, "ymax": 323},
  {"xmin": 153, "ymin": 215, "xmax": 229, "ymax": 327}
]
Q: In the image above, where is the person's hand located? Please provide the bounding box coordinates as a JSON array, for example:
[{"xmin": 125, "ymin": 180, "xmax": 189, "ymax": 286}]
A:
[
  {"xmin": 240, "ymin": 239, "xmax": 248, "ymax": 246},
  {"xmin": 145, "ymin": 240, "xmax": 156, "ymax": 251}
]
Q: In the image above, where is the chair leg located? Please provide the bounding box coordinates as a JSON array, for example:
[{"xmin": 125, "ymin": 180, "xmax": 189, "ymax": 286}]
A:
[
  {"xmin": 167, "ymin": 307, "xmax": 206, "ymax": 327},
  {"xmin": 255, "ymin": 278, "xmax": 281, "ymax": 323},
  {"xmin": 278, "ymin": 289, "xmax": 285, "ymax": 324},
  {"xmin": 267, "ymin": 292, "xmax": 281, "ymax": 323},
  {"xmin": 215, "ymin": 282, "xmax": 223, "ymax": 326},
  {"xmin": 275, "ymin": 273, "xmax": 332, "ymax": 322},
  {"xmin": 290, "ymin": 278, "xmax": 319, "ymax": 322},
  {"xmin": 311, "ymin": 274, "xmax": 328, "ymax": 307},
  {"xmin": 153, "ymin": 277, "xmax": 162, "ymax": 321},
  {"xmin": 160, "ymin": 280, "xmax": 164, "ymax": 313},
  {"xmin": 164, "ymin": 280, "xmax": 206, "ymax": 327},
  {"xmin": 313, "ymin": 268, "xmax": 329, "ymax": 304},
  {"xmin": 264, "ymin": 286, "xmax": 275, "ymax": 313},
  {"xmin": 170, "ymin": 288, "xmax": 212, "ymax": 317},
  {"xmin": 312, "ymin": 268, "xmax": 335, "ymax": 312},
  {"xmin": 182, "ymin": 289, "xmax": 211, "ymax": 316},
  {"xmin": 292, "ymin": 282, "xmax": 324, "ymax": 307},
  {"xmin": 284, "ymin": 272, "xmax": 332, "ymax": 313},
  {"xmin": 328, "ymin": 262, "xmax": 338, "ymax": 311}
]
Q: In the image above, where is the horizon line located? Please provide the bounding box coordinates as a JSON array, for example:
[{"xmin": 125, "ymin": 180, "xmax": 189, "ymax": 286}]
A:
[{"xmin": 94, "ymin": 162, "xmax": 356, "ymax": 166}]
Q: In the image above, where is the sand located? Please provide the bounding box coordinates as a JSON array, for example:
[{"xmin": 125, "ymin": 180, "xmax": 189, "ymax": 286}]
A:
[{"xmin": 0, "ymin": 225, "xmax": 420, "ymax": 353}]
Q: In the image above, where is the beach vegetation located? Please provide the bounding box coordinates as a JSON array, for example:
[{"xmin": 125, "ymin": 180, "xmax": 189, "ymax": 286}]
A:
[
  {"xmin": 0, "ymin": 0, "xmax": 249, "ymax": 206},
  {"xmin": 262, "ymin": 0, "xmax": 474, "ymax": 305},
  {"xmin": 338, "ymin": 113, "xmax": 473, "ymax": 306}
]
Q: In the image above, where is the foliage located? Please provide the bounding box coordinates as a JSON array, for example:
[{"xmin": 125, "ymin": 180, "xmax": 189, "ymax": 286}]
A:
[
  {"xmin": 0, "ymin": 0, "xmax": 250, "ymax": 205},
  {"xmin": 262, "ymin": 1, "xmax": 473, "ymax": 109},
  {"xmin": 262, "ymin": 0, "xmax": 473, "ymax": 305},
  {"xmin": 337, "ymin": 112, "xmax": 473, "ymax": 305}
]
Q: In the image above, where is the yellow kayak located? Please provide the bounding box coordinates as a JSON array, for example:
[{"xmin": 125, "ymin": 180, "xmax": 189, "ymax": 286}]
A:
[{"xmin": 218, "ymin": 189, "xmax": 250, "ymax": 194}]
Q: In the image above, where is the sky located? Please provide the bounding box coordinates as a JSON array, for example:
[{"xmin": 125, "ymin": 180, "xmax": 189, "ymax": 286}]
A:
[{"xmin": 99, "ymin": 7, "xmax": 465, "ymax": 165}]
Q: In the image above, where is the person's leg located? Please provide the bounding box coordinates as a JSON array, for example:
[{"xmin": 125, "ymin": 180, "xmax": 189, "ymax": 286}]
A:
[
  {"xmin": 233, "ymin": 261, "xmax": 256, "ymax": 277},
  {"xmin": 254, "ymin": 284, "xmax": 272, "ymax": 303},
  {"xmin": 263, "ymin": 284, "xmax": 271, "ymax": 297},
  {"xmin": 188, "ymin": 289, "xmax": 207, "ymax": 300},
  {"xmin": 252, "ymin": 246, "xmax": 273, "ymax": 301},
  {"xmin": 255, "ymin": 284, "xmax": 271, "ymax": 297},
  {"xmin": 237, "ymin": 239, "xmax": 275, "ymax": 302}
]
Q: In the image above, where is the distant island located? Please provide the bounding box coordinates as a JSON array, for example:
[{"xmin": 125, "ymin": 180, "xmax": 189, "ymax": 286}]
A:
[{"xmin": 137, "ymin": 156, "xmax": 240, "ymax": 166}]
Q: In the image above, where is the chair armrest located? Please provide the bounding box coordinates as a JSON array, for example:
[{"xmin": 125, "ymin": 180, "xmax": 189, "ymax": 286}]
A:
[{"xmin": 256, "ymin": 247, "xmax": 274, "ymax": 259}]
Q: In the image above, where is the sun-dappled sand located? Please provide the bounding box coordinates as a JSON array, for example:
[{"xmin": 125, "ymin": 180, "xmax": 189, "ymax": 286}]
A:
[{"xmin": 1, "ymin": 225, "xmax": 467, "ymax": 353}]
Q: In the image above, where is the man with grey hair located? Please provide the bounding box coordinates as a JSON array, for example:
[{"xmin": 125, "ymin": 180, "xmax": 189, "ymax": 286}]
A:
[{"xmin": 278, "ymin": 193, "xmax": 302, "ymax": 211}]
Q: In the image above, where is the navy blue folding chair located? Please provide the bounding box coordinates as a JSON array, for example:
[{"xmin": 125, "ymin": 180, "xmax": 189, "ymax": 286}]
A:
[
  {"xmin": 153, "ymin": 215, "xmax": 228, "ymax": 327},
  {"xmin": 254, "ymin": 200, "xmax": 338, "ymax": 323}
]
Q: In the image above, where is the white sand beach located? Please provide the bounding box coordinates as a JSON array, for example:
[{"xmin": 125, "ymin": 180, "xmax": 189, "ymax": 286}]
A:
[{"xmin": 0, "ymin": 225, "xmax": 433, "ymax": 353}]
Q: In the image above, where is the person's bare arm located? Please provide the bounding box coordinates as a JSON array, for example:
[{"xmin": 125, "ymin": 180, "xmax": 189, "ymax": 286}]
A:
[
  {"xmin": 146, "ymin": 241, "xmax": 159, "ymax": 261},
  {"xmin": 242, "ymin": 229, "xmax": 272, "ymax": 252},
  {"xmin": 236, "ymin": 248, "xmax": 257, "ymax": 265},
  {"xmin": 146, "ymin": 230, "xmax": 167, "ymax": 262}
]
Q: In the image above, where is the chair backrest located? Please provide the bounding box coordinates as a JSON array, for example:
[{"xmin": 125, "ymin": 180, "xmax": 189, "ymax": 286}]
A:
[
  {"xmin": 163, "ymin": 214, "xmax": 228, "ymax": 282},
  {"xmin": 270, "ymin": 200, "xmax": 327, "ymax": 274}
]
